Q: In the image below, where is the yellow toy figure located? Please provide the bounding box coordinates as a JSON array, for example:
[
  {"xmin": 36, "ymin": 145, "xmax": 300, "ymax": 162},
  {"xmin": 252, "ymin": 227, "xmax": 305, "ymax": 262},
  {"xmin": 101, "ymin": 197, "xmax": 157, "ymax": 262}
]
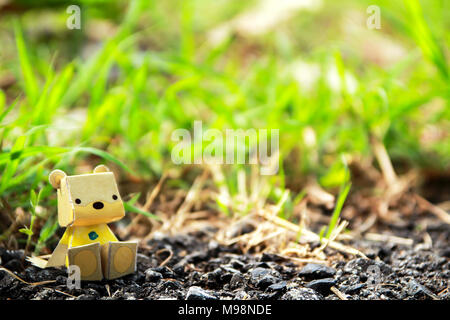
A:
[{"xmin": 29, "ymin": 165, "xmax": 137, "ymax": 281}]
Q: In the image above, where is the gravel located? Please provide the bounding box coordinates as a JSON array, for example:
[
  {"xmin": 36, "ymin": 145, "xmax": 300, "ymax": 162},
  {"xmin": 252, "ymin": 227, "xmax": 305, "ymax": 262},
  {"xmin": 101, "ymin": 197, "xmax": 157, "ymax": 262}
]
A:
[{"xmin": 0, "ymin": 221, "xmax": 449, "ymax": 300}]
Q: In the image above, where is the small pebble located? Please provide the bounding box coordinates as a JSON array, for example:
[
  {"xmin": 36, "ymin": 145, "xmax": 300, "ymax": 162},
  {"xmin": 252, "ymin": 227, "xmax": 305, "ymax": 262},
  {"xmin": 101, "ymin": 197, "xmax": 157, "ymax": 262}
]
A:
[
  {"xmin": 305, "ymin": 278, "xmax": 337, "ymax": 295},
  {"xmin": 267, "ymin": 281, "xmax": 287, "ymax": 292},
  {"xmin": 282, "ymin": 288, "xmax": 322, "ymax": 300},
  {"xmin": 186, "ymin": 286, "xmax": 217, "ymax": 300},
  {"xmin": 145, "ymin": 269, "xmax": 163, "ymax": 282},
  {"xmin": 298, "ymin": 263, "xmax": 336, "ymax": 279},
  {"xmin": 256, "ymin": 275, "xmax": 278, "ymax": 290}
]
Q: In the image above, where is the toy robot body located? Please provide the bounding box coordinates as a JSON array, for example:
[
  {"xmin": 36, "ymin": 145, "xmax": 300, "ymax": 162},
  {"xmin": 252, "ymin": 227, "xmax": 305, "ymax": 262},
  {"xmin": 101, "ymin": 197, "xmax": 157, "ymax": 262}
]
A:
[{"xmin": 29, "ymin": 165, "xmax": 137, "ymax": 281}]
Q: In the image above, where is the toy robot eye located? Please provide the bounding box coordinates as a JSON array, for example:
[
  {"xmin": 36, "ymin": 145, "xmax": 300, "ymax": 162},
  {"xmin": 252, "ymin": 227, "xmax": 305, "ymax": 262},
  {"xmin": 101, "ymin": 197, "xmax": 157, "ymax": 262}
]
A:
[
  {"xmin": 75, "ymin": 198, "xmax": 81, "ymax": 204},
  {"xmin": 112, "ymin": 195, "xmax": 118, "ymax": 200}
]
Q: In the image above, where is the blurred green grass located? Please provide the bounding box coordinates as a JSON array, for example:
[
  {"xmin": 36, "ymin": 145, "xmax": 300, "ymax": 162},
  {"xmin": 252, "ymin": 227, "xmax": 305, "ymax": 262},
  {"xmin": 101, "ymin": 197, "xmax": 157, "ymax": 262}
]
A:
[{"xmin": 0, "ymin": 0, "xmax": 448, "ymax": 250}]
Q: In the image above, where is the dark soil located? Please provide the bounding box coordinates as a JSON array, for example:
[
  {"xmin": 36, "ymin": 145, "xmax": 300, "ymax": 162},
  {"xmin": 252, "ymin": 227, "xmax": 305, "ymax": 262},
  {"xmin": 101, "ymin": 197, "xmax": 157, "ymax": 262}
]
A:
[{"xmin": 0, "ymin": 218, "xmax": 449, "ymax": 300}]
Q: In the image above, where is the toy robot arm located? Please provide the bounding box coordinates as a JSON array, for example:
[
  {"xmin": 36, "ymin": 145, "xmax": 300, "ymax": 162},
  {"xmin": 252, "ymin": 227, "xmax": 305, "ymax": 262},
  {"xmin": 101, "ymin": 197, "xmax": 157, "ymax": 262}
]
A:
[{"xmin": 46, "ymin": 227, "xmax": 72, "ymax": 267}]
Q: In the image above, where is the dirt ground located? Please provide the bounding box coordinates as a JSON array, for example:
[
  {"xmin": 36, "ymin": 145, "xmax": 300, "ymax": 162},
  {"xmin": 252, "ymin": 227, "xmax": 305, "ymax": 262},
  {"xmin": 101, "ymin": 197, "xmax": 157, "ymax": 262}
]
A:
[{"xmin": 0, "ymin": 213, "xmax": 448, "ymax": 300}]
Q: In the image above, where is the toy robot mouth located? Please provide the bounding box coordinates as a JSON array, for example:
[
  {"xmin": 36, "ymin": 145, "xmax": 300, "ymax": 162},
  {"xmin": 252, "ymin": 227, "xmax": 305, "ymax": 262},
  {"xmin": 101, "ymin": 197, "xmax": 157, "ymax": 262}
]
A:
[{"xmin": 93, "ymin": 202, "xmax": 104, "ymax": 210}]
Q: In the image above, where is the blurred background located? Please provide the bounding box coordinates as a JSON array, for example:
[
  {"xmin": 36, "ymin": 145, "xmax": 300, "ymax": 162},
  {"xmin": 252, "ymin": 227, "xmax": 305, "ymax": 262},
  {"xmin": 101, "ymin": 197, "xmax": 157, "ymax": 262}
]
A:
[{"xmin": 0, "ymin": 0, "xmax": 448, "ymax": 254}]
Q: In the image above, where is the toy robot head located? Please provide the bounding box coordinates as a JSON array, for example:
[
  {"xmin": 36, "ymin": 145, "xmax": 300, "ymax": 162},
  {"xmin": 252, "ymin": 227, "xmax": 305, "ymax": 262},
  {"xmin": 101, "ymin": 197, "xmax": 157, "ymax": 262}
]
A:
[{"xmin": 49, "ymin": 165, "xmax": 125, "ymax": 227}]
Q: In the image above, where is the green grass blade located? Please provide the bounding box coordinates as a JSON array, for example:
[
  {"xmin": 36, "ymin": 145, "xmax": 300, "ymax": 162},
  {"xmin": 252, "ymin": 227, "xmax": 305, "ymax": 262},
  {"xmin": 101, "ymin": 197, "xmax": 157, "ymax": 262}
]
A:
[
  {"xmin": 14, "ymin": 20, "xmax": 39, "ymax": 105},
  {"xmin": 124, "ymin": 202, "xmax": 161, "ymax": 221},
  {"xmin": 325, "ymin": 182, "xmax": 351, "ymax": 239},
  {"xmin": 69, "ymin": 146, "xmax": 134, "ymax": 174},
  {"xmin": 403, "ymin": 0, "xmax": 448, "ymax": 81}
]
